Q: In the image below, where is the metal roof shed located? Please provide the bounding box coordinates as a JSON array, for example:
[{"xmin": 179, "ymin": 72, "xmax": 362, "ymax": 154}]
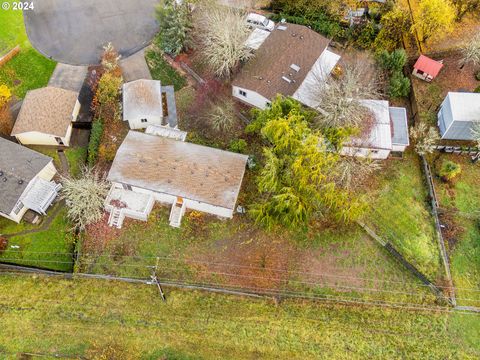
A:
[{"xmin": 438, "ymin": 92, "xmax": 480, "ymax": 140}]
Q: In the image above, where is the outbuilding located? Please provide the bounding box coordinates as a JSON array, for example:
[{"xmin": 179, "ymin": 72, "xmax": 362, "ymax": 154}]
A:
[
  {"xmin": 437, "ymin": 92, "xmax": 480, "ymax": 140},
  {"xmin": 412, "ymin": 55, "xmax": 443, "ymax": 82}
]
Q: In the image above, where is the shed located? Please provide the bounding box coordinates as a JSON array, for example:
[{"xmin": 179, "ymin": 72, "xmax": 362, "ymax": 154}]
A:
[
  {"xmin": 389, "ymin": 107, "xmax": 410, "ymax": 152},
  {"xmin": 438, "ymin": 92, "xmax": 480, "ymax": 140},
  {"xmin": 412, "ymin": 55, "xmax": 443, "ymax": 82}
]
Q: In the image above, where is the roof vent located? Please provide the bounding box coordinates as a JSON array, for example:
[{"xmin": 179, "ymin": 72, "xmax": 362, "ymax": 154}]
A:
[
  {"xmin": 290, "ymin": 64, "xmax": 301, "ymax": 72},
  {"xmin": 278, "ymin": 25, "xmax": 287, "ymax": 31},
  {"xmin": 18, "ymin": 179, "xmax": 24, "ymax": 185},
  {"xmin": 282, "ymin": 76, "xmax": 292, "ymax": 84},
  {"xmin": 291, "ymin": 33, "xmax": 297, "ymax": 37},
  {"xmin": 2, "ymin": 177, "xmax": 7, "ymax": 182},
  {"xmin": 0, "ymin": 171, "xmax": 3, "ymax": 177},
  {"xmin": 300, "ymin": 35, "xmax": 304, "ymax": 40}
]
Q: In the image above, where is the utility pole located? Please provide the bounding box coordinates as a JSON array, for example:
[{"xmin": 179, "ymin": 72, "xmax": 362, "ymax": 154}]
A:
[{"xmin": 150, "ymin": 257, "xmax": 166, "ymax": 301}]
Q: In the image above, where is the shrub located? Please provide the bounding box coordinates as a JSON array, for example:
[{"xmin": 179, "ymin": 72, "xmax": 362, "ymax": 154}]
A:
[
  {"xmin": 209, "ymin": 100, "xmax": 237, "ymax": 132},
  {"xmin": 228, "ymin": 139, "xmax": 247, "ymax": 153},
  {"xmin": 475, "ymin": 85, "xmax": 480, "ymax": 93},
  {"xmin": 377, "ymin": 49, "xmax": 407, "ymax": 73},
  {"xmin": 0, "ymin": 236, "xmax": 8, "ymax": 254},
  {"xmin": 87, "ymin": 119, "xmax": 104, "ymax": 166},
  {"xmin": 388, "ymin": 71, "xmax": 411, "ymax": 98},
  {"xmin": 439, "ymin": 160, "xmax": 461, "ymax": 181},
  {"xmin": 476, "ymin": 71, "xmax": 480, "ymax": 81}
]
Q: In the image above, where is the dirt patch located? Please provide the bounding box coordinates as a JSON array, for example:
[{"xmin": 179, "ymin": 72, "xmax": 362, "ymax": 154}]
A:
[
  {"xmin": 297, "ymin": 245, "xmax": 368, "ymax": 289},
  {"xmin": 190, "ymin": 226, "xmax": 296, "ymax": 291}
]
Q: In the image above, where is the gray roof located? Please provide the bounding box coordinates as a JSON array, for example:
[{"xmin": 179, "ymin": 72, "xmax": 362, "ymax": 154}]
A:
[
  {"xmin": 108, "ymin": 131, "xmax": 248, "ymax": 210},
  {"xmin": 389, "ymin": 107, "xmax": 410, "ymax": 146},
  {"xmin": 0, "ymin": 139, "xmax": 53, "ymax": 215},
  {"xmin": 123, "ymin": 79, "xmax": 163, "ymax": 121}
]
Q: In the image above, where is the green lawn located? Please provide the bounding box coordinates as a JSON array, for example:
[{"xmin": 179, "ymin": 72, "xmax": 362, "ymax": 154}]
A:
[
  {"xmin": 0, "ymin": 275, "xmax": 478, "ymax": 359},
  {"xmin": 0, "ymin": 1, "xmax": 56, "ymax": 98},
  {"xmin": 65, "ymin": 147, "xmax": 87, "ymax": 178},
  {"xmin": 434, "ymin": 154, "xmax": 480, "ymax": 307},
  {"xmin": 365, "ymin": 152, "xmax": 441, "ymax": 280},
  {"xmin": 0, "ymin": 206, "xmax": 75, "ymax": 272},
  {"xmin": 145, "ymin": 49, "xmax": 187, "ymax": 91}
]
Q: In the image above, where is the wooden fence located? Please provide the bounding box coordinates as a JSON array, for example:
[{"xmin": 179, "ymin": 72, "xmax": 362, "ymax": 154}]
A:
[{"xmin": 0, "ymin": 45, "xmax": 20, "ymax": 67}]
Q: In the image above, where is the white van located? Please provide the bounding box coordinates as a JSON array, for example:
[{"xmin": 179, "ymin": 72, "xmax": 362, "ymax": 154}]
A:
[{"xmin": 246, "ymin": 13, "xmax": 275, "ymax": 32}]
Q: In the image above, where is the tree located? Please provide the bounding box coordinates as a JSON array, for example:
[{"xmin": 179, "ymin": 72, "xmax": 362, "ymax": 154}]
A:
[
  {"xmin": 377, "ymin": 49, "xmax": 408, "ymax": 73},
  {"xmin": 311, "ymin": 63, "xmax": 380, "ymax": 130},
  {"xmin": 460, "ymin": 33, "xmax": 480, "ymax": 69},
  {"xmin": 411, "ymin": 0, "xmax": 456, "ymax": 44},
  {"xmin": 452, "ymin": 0, "xmax": 480, "ymax": 20},
  {"xmin": 249, "ymin": 97, "xmax": 366, "ymax": 229},
  {"xmin": 0, "ymin": 84, "xmax": 13, "ymax": 136},
  {"xmin": 62, "ymin": 167, "xmax": 110, "ymax": 231},
  {"xmin": 156, "ymin": 0, "xmax": 192, "ymax": 56},
  {"xmin": 374, "ymin": 7, "xmax": 411, "ymax": 52},
  {"xmin": 195, "ymin": 3, "xmax": 253, "ymax": 77},
  {"xmin": 335, "ymin": 157, "xmax": 383, "ymax": 191},
  {"xmin": 92, "ymin": 72, "xmax": 122, "ymax": 121},
  {"xmin": 410, "ymin": 122, "xmax": 440, "ymax": 155},
  {"xmin": 388, "ymin": 71, "xmax": 411, "ymax": 98}
]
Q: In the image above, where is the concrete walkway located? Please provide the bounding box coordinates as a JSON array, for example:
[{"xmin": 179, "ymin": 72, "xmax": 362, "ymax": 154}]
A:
[
  {"xmin": 48, "ymin": 63, "xmax": 88, "ymax": 92},
  {"xmin": 120, "ymin": 48, "xmax": 152, "ymax": 82}
]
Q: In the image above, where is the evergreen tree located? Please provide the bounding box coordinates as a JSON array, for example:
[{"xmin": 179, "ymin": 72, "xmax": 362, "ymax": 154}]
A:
[{"xmin": 156, "ymin": 0, "xmax": 192, "ymax": 56}]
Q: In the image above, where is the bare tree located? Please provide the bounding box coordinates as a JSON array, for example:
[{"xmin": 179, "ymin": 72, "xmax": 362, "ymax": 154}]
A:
[
  {"xmin": 460, "ymin": 33, "xmax": 480, "ymax": 69},
  {"xmin": 195, "ymin": 2, "xmax": 253, "ymax": 77},
  {"xmin": 410, "ymin": 122, "xmax": 440, "ymax": 156},
  {"xmin": 311, "ymin": 63, "xmax": 381, "ymax": 131},
  {"xmin": 62, "ymin": 167, "xmax": 110, "ymax": 230},
  {"xmin": 335, "ymin": 156, "xmax": 382, "ymax": 190}
]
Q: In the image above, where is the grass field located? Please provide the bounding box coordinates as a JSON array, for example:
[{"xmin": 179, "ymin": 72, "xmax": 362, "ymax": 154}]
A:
[
  {"xmin": 364, "ymin": 152, "xmax": 441, "ymax": 280},
  {"xmin": 0, "ymin": 1, "xmax": 56, "ymax": 98},
  {"xmin": 146, "ymin": 49, "xmax": 187, "ymax": 91},
  {"xmin": 433, "ymin": 154, "xmax": 480, "ymax": 307},
  {"xmin": 0, "ymin": 275, "xmax": 478, "ymax": 359},
  {"xmin": 64, "ymin": 146, "xmax": 88, "ymax": 178},
  {"xmin": 0, "ymin": 206, "xmax": 75, "ymax": 272}
]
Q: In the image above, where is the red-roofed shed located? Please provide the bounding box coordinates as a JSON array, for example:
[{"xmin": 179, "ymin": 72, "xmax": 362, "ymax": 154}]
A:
[{"xmin": 412, "ymin": 55, "xmax": 444, "ymax": 82}]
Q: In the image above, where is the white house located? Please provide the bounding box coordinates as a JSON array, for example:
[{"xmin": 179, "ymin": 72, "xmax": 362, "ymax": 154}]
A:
[
  {"xmin": 341, "ymin": 100, "xmax": 410, "ymax": 160},
  {"xmin": 105, "ymin": 131, "xmax": 248, "ymax": 228},
  {"xmin": 0, "ymin": 138, "xmax": 61, "ymax": 223},
  {"xmin": 11, "ymin": 87, "xmax": 80, "ymax": 146},
  {"xmin": 122, "ymin": 79, "xmax": 178, "ymax": 129},
  {"xmin": 437, "ymin": 92, "xmax": 480, "ymax": 140},
  {"xmin": 233, "ymin": 23, "xmax": 340, "ymax": 109}
]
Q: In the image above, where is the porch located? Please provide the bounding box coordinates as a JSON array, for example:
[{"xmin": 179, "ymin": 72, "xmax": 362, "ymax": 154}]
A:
[{"xmin": 105, "ymin": 187, "xmax": 155, "ymax": 229}]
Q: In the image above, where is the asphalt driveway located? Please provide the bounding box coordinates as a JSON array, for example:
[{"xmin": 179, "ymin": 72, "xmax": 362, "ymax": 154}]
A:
[{"xmin": 24, "ymin": 0, "xmax": 159, "ymax": 65}]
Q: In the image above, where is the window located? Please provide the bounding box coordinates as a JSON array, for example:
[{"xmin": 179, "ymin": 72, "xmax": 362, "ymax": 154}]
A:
[
  {"xmin": 239, "ymin": 90, "xmax": 247, "ymax": 97},
  {"xmin": 122, "ymin": 184, "xmax": 132, "ymax": 191},
  {"xmin": 416, "ymin": 69, "xmax": 424, "ymax": 75},
  {"xmin": 141, "ymin": 119, "xmax": 148, "ymax": 123},
  {"xmin": 13, "ymin": 201, "xmax": 24, "ymax": 215}
]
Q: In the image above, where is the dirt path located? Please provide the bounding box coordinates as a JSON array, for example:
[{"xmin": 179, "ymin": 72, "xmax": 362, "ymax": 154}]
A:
[{"xmin": 3, "ymin": 201, "xmax": 66, "ymax": 239}]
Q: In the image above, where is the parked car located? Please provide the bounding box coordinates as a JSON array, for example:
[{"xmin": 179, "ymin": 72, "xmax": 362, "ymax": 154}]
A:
[{"xmin": 246, "ymin": 13, "xmax": 275, "ymax": 32}]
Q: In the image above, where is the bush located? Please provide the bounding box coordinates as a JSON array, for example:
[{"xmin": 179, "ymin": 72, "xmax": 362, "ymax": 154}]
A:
[
  {"xmin": 475, "ymin": 85, "xmax": 480, "ymax": 93},
  {"xmin": 377, "ymin": 49, "xmax": 407, "ymax": 73},
  {"xmin": 476, "ymin": 71, "xmax": 480, "ymax": 81},
  {"xmin": 87, "ymin": 119, "xmax": 104, "ymax": 166},
  {"xmin": 439, "ymin": 160, "xmax": 461, "ymax": 182},
  {"xmin": 388, "ymin": 71, "xmax": 411, "ymax": 98},
  {"xmin": 270, "ymin": 13, "xmax": 343, "ymax": 39},
  {"xmin": 228, "ymin": 139, "xmax": 247, "ymax": 153},
  {"xmin": 0, "ymin": 236, "xmax": 8, "ymax": 254},
  {"xmin": 351, "ymin": 21, "xmax": 378, "ymax": 49}
]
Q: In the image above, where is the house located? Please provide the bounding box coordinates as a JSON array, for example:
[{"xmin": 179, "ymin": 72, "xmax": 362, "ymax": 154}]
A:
[
  {"xmin": 412, "ymin": 55, "xmax": 443, "ymax": 82},
  {"xmin": 105, "ymin": 131, "xmax": 248, "ymax": 228},
  {"xmin": 233, "ymin": 23, "xmax": 341, "ymax": 109},
  {"xmin": 341, "ymin": 100, "xmax": 409, "ymax": 160},
  {"xmin": 122, "ymin": 79, "xmax": 177, "ymax": 129},
  {"xmin": 0, "ymin": 138, "xmax": 61, "ymax": 223},
  {"xmin": 11, "ymin": 87, "xmax": 80, "ymax": 146},
  {"xmin": 437, "ymin": 92, "xmax": 480, "ymax": 140}
]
